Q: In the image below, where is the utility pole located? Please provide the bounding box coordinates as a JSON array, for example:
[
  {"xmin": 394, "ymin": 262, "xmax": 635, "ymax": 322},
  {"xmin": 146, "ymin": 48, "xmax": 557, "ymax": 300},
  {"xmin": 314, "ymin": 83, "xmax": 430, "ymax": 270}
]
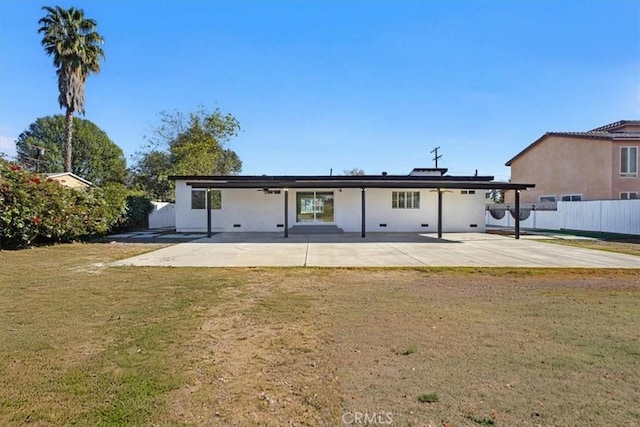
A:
[
  {"xmin": 430, "ymin": 146, "xmax": 442, "ymax": 168},
  {"xmin": 35, "ymin": 147, "xmax": 45, "ymax": 173}
]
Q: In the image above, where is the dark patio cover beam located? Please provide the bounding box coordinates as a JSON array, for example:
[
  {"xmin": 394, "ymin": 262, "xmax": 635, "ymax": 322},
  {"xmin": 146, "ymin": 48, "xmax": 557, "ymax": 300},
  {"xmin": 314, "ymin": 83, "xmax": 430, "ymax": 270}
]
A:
[
  {"xmin": 284, "ymin": 189, "xmax": 289, "ymax": 238},
  {"xmin": 515, "ymin": 190, "xmax": 521, "ymax": 240},
  {"xmin": 206, "ymin": 189, "xmax": 212, "ymax": 238},
  {"xmin": 437, "ymin": 189, "xmax": 443, "ymax": 239},
  {"xmin": 361, "ymin": 188, "xmax": 366, "ymax": 238}
]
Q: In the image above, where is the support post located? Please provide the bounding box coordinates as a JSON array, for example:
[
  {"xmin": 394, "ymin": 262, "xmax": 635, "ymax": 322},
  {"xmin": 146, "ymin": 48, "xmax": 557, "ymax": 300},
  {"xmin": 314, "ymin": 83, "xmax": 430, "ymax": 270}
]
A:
[
  {"xmin": 206, "ymin": 188, "xmax": 212, "ymax": 238},
  {"xmin": 515, "ymin": 190, "xmax": 520, "ymax": 240},
  {"xmin": 284, "ymin": 189, "xmax": 289, "ymax": 238},
  {"xmin": 437, "ymin": 188, "xmax": 443, "ymax": 239},
  {"xmin": 361, "ymin": 188, "xmax": 366, "ymax": 238}
]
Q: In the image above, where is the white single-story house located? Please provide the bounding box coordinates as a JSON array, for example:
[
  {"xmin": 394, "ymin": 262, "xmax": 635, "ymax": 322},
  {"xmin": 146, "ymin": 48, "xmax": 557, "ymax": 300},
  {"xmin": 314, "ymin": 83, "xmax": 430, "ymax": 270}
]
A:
[{"xmin": 169, "ymin": 168, "xmax": 535, "ymax": 238}]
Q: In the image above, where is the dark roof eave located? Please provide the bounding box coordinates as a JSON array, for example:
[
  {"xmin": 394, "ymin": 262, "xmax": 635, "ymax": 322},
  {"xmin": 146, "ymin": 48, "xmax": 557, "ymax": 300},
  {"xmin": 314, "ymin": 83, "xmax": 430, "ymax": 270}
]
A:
[
  {"xmin": 184, "ymin": 180, "xmax": 534, "ymax": 191},
  {"xmin": 170, "ymin": 174, "xmax": 496, "ymax": 182}
]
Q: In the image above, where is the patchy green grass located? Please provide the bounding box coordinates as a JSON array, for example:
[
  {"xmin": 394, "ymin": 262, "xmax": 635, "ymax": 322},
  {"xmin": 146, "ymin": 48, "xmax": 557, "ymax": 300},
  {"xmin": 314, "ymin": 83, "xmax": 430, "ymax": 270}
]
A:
[
  {"xmin": 1, "ymin": 243, "xmax": 639, "ymax": 425},
  {"xmin": 403, "ymin": 344, "xmax": 418, "ymax": 356},
  {"xmin": 417, "ymin": 393, "xmax": 439, "ymax": 403},
  {"xmin": 540, "ymin": 237, "xmax": 640, "ymax": 256},
  {"xmin": 466, "ymin": 412, "xmax": 496, "ymax": 425}
]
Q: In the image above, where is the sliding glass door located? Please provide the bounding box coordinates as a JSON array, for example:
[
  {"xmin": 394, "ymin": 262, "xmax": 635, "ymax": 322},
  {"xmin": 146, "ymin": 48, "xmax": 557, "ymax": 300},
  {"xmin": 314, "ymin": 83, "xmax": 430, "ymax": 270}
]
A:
[{"xmin": 296, "ymin": 191, "xmax": 334, "ymax": 223}]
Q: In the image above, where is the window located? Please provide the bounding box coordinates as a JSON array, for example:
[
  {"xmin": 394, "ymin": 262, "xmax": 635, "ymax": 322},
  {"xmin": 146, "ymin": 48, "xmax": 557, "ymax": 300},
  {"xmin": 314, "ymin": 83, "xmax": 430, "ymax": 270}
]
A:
[
  {"xmin": 210, "ymin": 191, "xmax": 222, "ymax": 209},
  {"xmin": 621, "ymin": 192, "xmax": 638, "ymax": 200},
  {"xmin": 191, "ymin": 190, "xmax": 221, "ymax": 210},
  {"xmin": 296, "ymin": 192, "xmax": 334, "ymax": 222},
  {"xmin": 191, "ymin": 190, "xmax": 205, "ymax": 209},
  {"xmin": 561, "ymin": 194, "xmax": 582, "ymax": 202},
  {"xmin": 539, "ymin": 195, "xmax": 556, "ymax": 202},
  {"xmin": 621, "ymin": 146, "xmax": 638, "ymax": 177},
  {"xmin": 392, "ymin": 191, "xmax": 420, "ymax": 209}
]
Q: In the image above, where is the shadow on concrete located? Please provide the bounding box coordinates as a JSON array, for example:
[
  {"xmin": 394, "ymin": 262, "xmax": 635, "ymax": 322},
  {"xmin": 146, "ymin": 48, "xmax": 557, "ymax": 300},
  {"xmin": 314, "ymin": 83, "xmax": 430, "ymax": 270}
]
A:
[{"xmin": 197, "ymin": 232, "xmax": 461, "ymax": 244}]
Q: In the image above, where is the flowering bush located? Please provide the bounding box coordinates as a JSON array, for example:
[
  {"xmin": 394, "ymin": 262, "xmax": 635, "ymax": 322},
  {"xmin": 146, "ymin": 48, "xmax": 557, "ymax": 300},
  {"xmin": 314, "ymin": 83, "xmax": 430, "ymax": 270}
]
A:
[{"xmin": 0, "ymin": 159, "xmax": 151, "ymax": 249}]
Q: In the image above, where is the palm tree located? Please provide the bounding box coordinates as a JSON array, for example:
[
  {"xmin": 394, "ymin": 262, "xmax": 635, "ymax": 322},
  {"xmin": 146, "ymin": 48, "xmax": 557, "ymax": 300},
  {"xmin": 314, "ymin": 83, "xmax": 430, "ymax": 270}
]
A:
[{"xmin": 38, "ymin": 6, "xmax": 104, "ymax": 172}]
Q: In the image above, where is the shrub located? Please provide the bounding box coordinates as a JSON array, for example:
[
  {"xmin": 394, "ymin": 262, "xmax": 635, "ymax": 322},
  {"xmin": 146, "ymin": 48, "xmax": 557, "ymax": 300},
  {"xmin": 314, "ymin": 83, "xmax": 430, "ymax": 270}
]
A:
[
  {"xmin": 0, "ymin": 159, "xmax": 151, "ymax": 249},
  {"xmin": 124, "ymin": 194, "xmax": 153, "ymax": 230}
]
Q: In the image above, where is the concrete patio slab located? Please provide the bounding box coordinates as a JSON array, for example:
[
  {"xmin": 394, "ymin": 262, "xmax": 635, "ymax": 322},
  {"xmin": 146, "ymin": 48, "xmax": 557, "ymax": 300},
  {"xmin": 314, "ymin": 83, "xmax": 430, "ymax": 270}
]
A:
[
  {"xmin": 111, "ymin": 232, "xmax": 640, "ymax": 268},
  {"xmin": 161, "ymin": 233, "xmax": 207, "ymax": 239}
]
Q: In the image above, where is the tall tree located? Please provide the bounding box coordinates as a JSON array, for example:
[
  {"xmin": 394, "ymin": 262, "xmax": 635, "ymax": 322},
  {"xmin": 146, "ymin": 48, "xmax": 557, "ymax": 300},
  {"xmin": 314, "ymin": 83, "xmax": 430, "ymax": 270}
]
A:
[
  {"xmin": 38, "ymin": 6, "xmax": 105, "ymax": 172},
  {"xmin": 15, "ymin": 115, "xmax": 126, "ymax": 185},
  {"xmin": 131, "ymin": 108, "xmax": 242, "ymax": 201},
  {"xmin": 129, "ymin": 150, "xmax": 174, "ymax": 201}
]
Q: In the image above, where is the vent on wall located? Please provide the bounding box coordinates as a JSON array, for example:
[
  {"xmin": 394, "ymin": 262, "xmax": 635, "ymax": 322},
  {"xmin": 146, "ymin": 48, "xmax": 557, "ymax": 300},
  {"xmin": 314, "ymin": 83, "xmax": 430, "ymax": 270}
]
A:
[
  {"xmin": 276, "ymin": 224, "xmax": 284, "ymax": 228},
  {"xmin": 421, "ymin": 224, "xmax": 429, "ymax": 227},
  {"xmin": 233, "ymin": 224, "xmax": 242, "ymax": 228},
  {"xmin": 470, "ymin": 224, "xmax": 478, "ymax": 228},
  {"xmin": 379, "ymin": 223, "xmax": 387, "ymax": 227}
]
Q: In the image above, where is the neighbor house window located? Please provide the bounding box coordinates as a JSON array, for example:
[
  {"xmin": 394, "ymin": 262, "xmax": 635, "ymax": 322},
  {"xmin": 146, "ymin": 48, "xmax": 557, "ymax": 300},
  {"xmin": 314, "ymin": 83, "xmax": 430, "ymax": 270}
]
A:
[
  {"xmin": 621, "ymin": 146, "xmax": 638, "ymax": 177},
  {"xmin": 392, "ymin": 191, "xmax": 420, "ymax": 209},
  {"xmin": 621, "ymin": 192, "xmax": 638, "ymax": 200},
  {"xmin": 561, "ymin": 194, "xmax": 582, "ymax": 202},
  {"xmin": 191, "ymin": 190, "xmax": 222, "ymax": 209},
  {"xmin": 539, "ymin": 195, "xmax": 556, "ymax": 202}
]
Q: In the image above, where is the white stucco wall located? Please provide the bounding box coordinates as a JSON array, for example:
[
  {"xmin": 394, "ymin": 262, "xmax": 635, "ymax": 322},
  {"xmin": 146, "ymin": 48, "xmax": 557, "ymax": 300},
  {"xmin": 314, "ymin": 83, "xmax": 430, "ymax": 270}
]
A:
[
  {"xmin": 174, "ymin": 180, "xmax": 488, "ymax": 233},
  {"xmin": 175, "ymin": 181, "xmax": 284, "ymax": 232},
  {"xmin": 362, "ymin": 188, "xmax": 486, "ymax": 232}
]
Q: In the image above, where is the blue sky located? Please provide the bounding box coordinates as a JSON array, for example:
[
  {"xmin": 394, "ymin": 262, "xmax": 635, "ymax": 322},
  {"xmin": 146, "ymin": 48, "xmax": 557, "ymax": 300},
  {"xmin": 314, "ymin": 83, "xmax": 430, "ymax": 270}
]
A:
[{"xmin": 1, "ymin": 0, "xmax": 639, "ymax": 180}]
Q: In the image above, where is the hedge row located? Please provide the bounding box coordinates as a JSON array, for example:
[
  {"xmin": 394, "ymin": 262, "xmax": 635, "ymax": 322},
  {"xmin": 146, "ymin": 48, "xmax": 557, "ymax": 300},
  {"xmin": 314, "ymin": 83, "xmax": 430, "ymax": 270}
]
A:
[{"xmin": 0, "ymin": 159, "xmax": 151, "ymax": 249}]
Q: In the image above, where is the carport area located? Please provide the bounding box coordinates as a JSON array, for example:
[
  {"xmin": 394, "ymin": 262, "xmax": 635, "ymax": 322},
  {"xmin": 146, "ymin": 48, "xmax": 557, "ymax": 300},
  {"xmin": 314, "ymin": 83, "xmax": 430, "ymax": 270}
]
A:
[{"xmin": 111, "ymin": 232, "xmax": 640, "ymax": 268}]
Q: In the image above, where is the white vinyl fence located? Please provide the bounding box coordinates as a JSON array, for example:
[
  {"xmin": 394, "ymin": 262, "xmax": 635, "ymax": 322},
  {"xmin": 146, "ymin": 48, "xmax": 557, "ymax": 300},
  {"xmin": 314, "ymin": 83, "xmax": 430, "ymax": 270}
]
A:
[
  {"xmin": 148, "ymin": 202, "xmax": 175, "ymax": 229},
  {"xmin": 486, "ymin": 200, "xmax": 640, "ymax": 236}
]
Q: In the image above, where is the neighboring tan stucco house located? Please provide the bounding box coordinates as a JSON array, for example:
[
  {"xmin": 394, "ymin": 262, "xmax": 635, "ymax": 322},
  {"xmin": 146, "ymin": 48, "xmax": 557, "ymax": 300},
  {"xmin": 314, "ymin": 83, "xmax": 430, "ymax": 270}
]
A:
[
  {"xmin": 505, "ymin": 120, "xmax": 640, "ymax": 203},
  {"xmin": 45, "ymin": 172, "xmax": 92, "ymax": 189}
]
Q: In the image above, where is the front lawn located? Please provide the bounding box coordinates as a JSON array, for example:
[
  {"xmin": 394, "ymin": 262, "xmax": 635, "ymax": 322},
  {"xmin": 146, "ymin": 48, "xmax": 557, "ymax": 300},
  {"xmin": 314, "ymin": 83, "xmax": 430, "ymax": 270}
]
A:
[{"xmin": 1, "ymin": 243, "xmax": 639, "ymax": 425}]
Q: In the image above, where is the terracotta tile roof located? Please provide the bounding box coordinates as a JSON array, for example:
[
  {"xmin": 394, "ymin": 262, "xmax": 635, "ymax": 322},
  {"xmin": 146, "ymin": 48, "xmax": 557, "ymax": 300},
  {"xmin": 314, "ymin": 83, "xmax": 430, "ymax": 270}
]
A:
[
  {"xmin": 588, "ymin": 120, "xmax": 640, "ymax": 132},
  {"xmin": 506, "ymin": 122, "xmax": 640, "ymax": 166},
  {"xmin": 546, "ymin": 131, "xmax": 640, "ymax": 139}
]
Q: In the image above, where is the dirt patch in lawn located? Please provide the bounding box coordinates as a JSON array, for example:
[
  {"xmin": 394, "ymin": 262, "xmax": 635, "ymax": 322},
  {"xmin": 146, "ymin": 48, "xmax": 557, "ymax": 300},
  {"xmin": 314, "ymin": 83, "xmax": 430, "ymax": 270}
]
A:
[
  {"xmin": 1, "ymin": 243, "xmax": 639, "ymax": 426},
  {"xmin": 166, "ymin": 278, "xmax": 342, "ymax": 425}
]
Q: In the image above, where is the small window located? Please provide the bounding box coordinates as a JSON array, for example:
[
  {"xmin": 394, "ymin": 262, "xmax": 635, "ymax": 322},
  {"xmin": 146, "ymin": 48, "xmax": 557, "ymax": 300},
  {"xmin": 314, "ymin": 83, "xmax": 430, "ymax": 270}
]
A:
[
  {"xmin": 191, "ymin": 190, "xmax": 206, "ymax": 209},
  {"xmin": 392, "ymin": 191, "xmax": 420, "ymax": 209},
  {"xmin": 621, "ymin": 192, "xmax": 639, "ymax": 200},
  {"xmin": 191, "ymin": 190, "xmax": 222, "ymax": 209},
  {"xmin": 539, "ymin": 195, "xmax": 556, "ymax": 202},
  {"xmin": 621, "ymin": 146, "xmax": 638, "ymax": 177},
  {"xmin": 561, "ymin": 194, "xmax": 582, "ymax": 202}
]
